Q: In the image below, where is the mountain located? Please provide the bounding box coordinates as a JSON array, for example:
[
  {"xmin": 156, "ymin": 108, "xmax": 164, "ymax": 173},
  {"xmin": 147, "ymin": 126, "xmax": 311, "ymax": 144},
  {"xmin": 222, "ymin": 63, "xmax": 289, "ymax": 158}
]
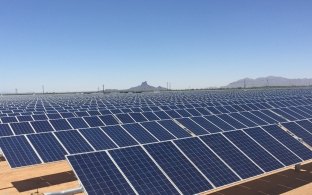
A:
[
  {"xmin": 226, "ymin": 76, "xmax": 312, "ymax": 88},
  {"xmin": 128, "ymin": 81, "xmax": 167, "ymax": 92}
]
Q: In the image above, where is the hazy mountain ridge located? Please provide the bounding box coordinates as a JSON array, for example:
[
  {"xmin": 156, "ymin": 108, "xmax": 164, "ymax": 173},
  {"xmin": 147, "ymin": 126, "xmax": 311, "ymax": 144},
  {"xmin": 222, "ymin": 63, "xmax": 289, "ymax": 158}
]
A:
[
  {"xmin": 127, "ymin": 81, "xmax": 167, "ymax": 91},
  {"xmin": 226, "ymin": 76, "xmax": 312, "ymax": 88}
]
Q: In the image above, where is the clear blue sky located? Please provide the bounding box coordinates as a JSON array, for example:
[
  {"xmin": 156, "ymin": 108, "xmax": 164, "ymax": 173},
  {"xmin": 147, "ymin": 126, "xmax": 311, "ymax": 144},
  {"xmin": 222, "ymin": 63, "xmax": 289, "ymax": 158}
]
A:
[{"xmin": 0, "ymin": 0, "xmax": 311, "ymax": 92}]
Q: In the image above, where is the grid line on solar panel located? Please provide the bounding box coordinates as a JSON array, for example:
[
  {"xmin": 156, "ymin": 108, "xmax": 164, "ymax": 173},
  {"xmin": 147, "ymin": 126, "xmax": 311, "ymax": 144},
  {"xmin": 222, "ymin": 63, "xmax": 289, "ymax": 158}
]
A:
[
  {"xmin": 144, "ymin": 141, "xmax": 213, "ymax": 194},
  {"xmin": 243, "ymin": 127, "xmax": 302, "ymax": 166},
  {"xmin": 27, "ymin": 132, "xmax": 68, "ymax": 162},
  {"xmin": 223, "ymin": 130, "xmax": 284, "ymax": 172},
  {"xmin": 174, "ymin": 137, "xmax": 241, "ymax": 187},
  {"xmin": 67, "ymin": 151, "xmax": 137, "ymax": 195},
  {"xmin": 262, "ymin": 125, "xmax": 312, "ymax": 160},
  {"xmin": 200, "ymin": 134, "xmax": 264, "ymax": 179},
  {"xmin": 0, "ymin": 135, "xmax": 42, "ymax": 168},
  {"xmin": 109, "ymin": 146, "xmax": 180, "ymax": 195}
]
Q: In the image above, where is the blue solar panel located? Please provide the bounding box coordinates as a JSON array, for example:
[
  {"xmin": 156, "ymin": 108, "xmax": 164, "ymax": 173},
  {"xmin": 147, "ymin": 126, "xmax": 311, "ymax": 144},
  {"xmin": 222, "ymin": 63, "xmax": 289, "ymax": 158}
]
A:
[
  {"xmin": 128, "ymin": 112, "xmax": 148, "ymax": 122},
  {"xmin": 271, "ymin": 109, "xmax": 297, "ymax": 121},
  {"xmin": 296, "ymin": 120, "xmax": 312, "ymax": 134},
  {"xmin": 144, "ymin": 141, "xmax": 213, "ymax": 194},
  {"xmin": 195, "ymin": 107, "xmax": 211, "ymax": 115},
  {"xmin": 1, "ymin": 116, "xmax": 18, "ymax": 123},
  {"xmin": 165, "ymin": 110, "xmax": 182, "ymax": 118},
  {"xmin": 141, "ymin": 112, "xmax": 160, "ymax": 121},
  {"xmin": 0, "ymin": 135, "xmax": 42, "ymax": 168},
  {"xmin": 0, "ymin": 124, "xmax": 13, "ymax": 136},
  {"xmin": 83, "ymin": 116, "xmax": 105, "ymax": 127},
  {"xmin": 110, "ymin": 146, "xmax": 180, "ymax": 194},
  {"xmin": 157, "ymin": 120, "xmax": 191, "ymax": 138},
  {"xmin": 218, "ymin": 114, "xmax": 246, "ymax": 129},
  {"xmin": 176, "ymin": 118, "xmax": 209, "ymax": 135},
  {"xmin": 244, "ymin": 127, "xmax": 302, "ymax": 166},
  {"xmin": 60, "ymin": 112, "xmax": 75, "ymax": 118},
  {"xmin": 223, "ymin": 130, "xmax": 284, "ymax": 172},
  {"xmin": 200, "ymin": 134, "xmax": 263, "ymax": 179},
  {"xmin": 153, "ymin": 111, "xmax": 171, "ymax": 120},
  {"xmin": 281, "ymin": 107, "xmax": 304, "ymax": 119},
  {"xmin": 98, "ymin": 115, "xmax": 119, "ymax": 125},
  {"xmin": 32, "ymin": 114, "xmax": 48, "ymax": 121},
  {"xmin": 67, "ymin": 152, "xmax": 136, "ymax": 195},
  {"xmin": 115, "ymin": 113, "xmax": 135, "ymax": 124},
  {"xmin": 122, "ymin": 123, "xmax": 158, "ymax": 144},
  {"xmin": 240, "ymin": 112, "xmax": 268, "ymax": 125},
  {"xmin": 102, "ymin": 126, "xmax": 138, "ymax": 147},
  {"xmin": 9, "ymin": 122, "xmax": 35, "ymax": 135},
  {"xmin": 17, "ymin": 115, "xmax": 33, "ymax": 122},
  {"xmin": 141, "ymin": 121, "xmax": 176, "ymax": 141},
  {"xmin": 27, "ymin": 133, "xmax": 67, "ymax": 162},
  {"xmin": 47, "ymin": 113, "xmax": 62, "ymax": 120},
  {"xmin": 261, "ymin": 110, "xmax": 287, "ymax": 122},
  {"xmin": 282, "ymin": 122, "xmax": 312, "ymax": 146},
  {"xmin": 228, "ymin": 113, "xmax": 257, "ymax": 127},
  {"xmin": 204, "ymin": 115, "xmax": 235, "ymax": 131},
  {"xmin": 54, "ymin": 130, "xmax": 94, "ymax": 154},
  {"xmin": 67, "ymin": 117, "xmax": 89, "ymax": 129},
  {"xmin": 190, "ymin": 116, "xmax": 222, "ymax": 133},
  {"xmin": 31, "ymin": 121, "xmax": 54, "ymax": 134},
  {"xmin": 50, "ymin": 119, "xmax": 72, "ymax": 131},
  {"xmin": 250, "ymin": 111, "xmax": 277, "ymax": 124},
  {"xmin": 79, "ymin": 128, "xmax": 117, "ymax": 150},
  {"xmin": 174, "ymin": 137, "xmax": 240, "ymax": 187},
  {"xmin": 262, "ymin": 125, "xmax": 312, "ymax": 160}
]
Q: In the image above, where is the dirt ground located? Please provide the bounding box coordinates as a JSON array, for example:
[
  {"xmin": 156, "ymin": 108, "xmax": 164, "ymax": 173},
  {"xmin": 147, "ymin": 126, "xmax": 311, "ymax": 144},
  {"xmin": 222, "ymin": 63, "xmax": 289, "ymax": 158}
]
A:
[{"xmin": 0, "ymin": 157, "xmax": 311, "ymax": 195}]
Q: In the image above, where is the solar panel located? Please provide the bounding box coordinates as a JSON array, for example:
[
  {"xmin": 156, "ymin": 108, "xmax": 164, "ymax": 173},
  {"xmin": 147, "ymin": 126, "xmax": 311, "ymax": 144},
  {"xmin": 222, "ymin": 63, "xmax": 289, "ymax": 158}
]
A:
[
  {"xmin": 32, "ymin": 114, "xmax": 48, "ymax": 121},
  {"xmin": 83, "ymin": 116, "xmax": 105, "ymax": 127},
  {"xmin": 261, "ymin": 110, "xmax": 287, "ymax": 122},
  {"xmin": 79, "ymin": 128, "xmax": 117, "ymax": 150},
  {"xmin": 0, "ymin": 123, "xmax": 13, "ymax": 136},
  {"xmin": 296, "ymin": 120, "xmax": 312, "ymax": 134},
  {"xmin": 223, "ymin": 130, "xmax": 284, "ymax": 172},
  {"xmin": 67, "ymin": 151, "xmax": 136, "ymax": 195},
  {"xmin": 165, "ymin": 110, "xmax": 182, "ymax": 118},
  {"xmin": 27, "ymin": 132, "xmax": 68, "ymax": 162},
  {"xmin": 243, "ymin": 127, "xmax": 302, "ymax": 166},
  {"xmin": 17, "ymin": 115, "xmax": 33, "ymax": 122},
  {"xmin": 50, "ymin": 119, "xmax": 72, "ymax": 131},
  {"xmin": 204, "ymin": 115, "xmax": 235, "ymax": 131},
  {"xmin": 250, "ymin": 111, "xmax": 277, "ymax": 124},
  {"xmin": 10, "ymin": 122, "xmax": 35, "ymax": 135},
  {"xmin": 1, "ymin": 116, "xmax": 18, "ymax": 123},
  {"xmin": 67, "ymin": 117, "xmax": 89, "ymax": 129},
  {"xmin": 128, "ymin": 112, "xmax": 148, "ymax": 122},
  {"xmin": 102, "ymin": 126, "xmax": 138, "ymax": 147},
  {"xmin": 200, "ymin": 134, "xmax": 263, "ymax": 179},
  {"xmin": 153, "ymin": 111, "xmax": 171, "ymax": 120},
  {"xmin": 110, "ymin": 146, "xmax": 180, "ymax": 194},
  {"xmin": 217, "ymin": 114, "xmax": 246, "ymax": 129},
  {"xmin": 157, "ymin": 120, "xmax": 191, "ymax": 138},
  {"xmin": 271, "ymin": 109, "xmax": 296, "ymax": 121},
  {"xmin": 122, "ymin": 123, "xmax": 158, "ymax": 144},
  {"xmin": 174, "ymin": 137, "xmax": 240, "ymax": 187},
  {"xmin": 176, "ymin": 118, "xmax": 209, "ymax": 135},
  {"xmin": 228, "ymin": 113, "xmax": 257, "ymax": 127},
  {"xmin": 0, "ymin": 135, "xmax": 42, "ymax": 168},
  {"xmin": 140, "ymin": 121, "xmax": 176, "ymax": 141},
  {"xmin": 175, "ymin": 109, "xmax": 192, "ymax": 117},
  {"xmin": 262, "ymin": 125, "xmax": 312, "ymax": 160},
  {"xmin": 190, "ymin": 116, "xmax": 222, "ymax": 133},
  {"xmin": 47, "ymin": 113, "xmax": 62, "ymax": 120},
  {"xmin": 144, "ymin": 141, "xmax": 213, "ymax": 194},
  {"xmin": 281, "ymin": 122, "xmax": 312, "ymax": 146},
  {"xmin": 115, "ymin": 113, "xmax": 135, "ymax": 124},
  {"xmin": 141, "ymin": 112, "xmax": 160, "ymax": 121},
  {"xmin": 98, "ymin": 115, "xmax": 119, "ymax": 125},
  {"xmin": 54, "ymin": 130, "xmax": 94, "ymax": 154},
  {"xmin": 240, "ymin": 112, "xmax": 268, "ymax": 125},
  {"xmin": 30, "ymin": 120, "xmax": 54, "ymax": 133}
]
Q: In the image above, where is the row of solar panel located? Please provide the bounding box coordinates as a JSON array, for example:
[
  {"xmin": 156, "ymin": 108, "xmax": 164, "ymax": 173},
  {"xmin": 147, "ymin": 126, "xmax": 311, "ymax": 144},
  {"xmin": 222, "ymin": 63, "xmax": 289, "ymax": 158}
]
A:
[
  {"xmin": 0, "ymin": 108, "xmax": 294, "ymax": 137},
  {"xmin": 1, "ymin": 117, "xmax": 312, "ymax": 169},
  {"xmin": 67, "ymin": 126, "xmax": 312, "ymax": 195}
]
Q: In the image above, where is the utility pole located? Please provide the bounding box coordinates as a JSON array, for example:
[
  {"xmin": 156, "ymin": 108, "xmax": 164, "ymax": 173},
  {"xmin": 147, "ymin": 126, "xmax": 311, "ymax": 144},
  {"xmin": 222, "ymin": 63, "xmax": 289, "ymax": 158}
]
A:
[
  {"xmin": 266, "ymin": 78, "xmax": 269, "ymax": 88},
  {"xmin": 102, "ymin": 84, "xmax": 105, "ymax": 94},
  {"xmin": 15, "ymin": 88, "xmax": 18, "ymax": 94},
  {"xmin": 244, "ymin": 79, "xmax": 246, "ymax": 89},
  {"xmin": 42, "ymin": 85, "xmax": 44, "ymax": 94}
]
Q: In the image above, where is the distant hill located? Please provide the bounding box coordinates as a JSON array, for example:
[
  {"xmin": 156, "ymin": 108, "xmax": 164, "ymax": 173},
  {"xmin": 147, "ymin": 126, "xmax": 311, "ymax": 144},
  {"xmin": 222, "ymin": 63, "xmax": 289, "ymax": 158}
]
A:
[
  {"xmin": 127, "ymin": 81, "xmax": 167, "ymax": 92},
  {"xmin": 226, "ymin": 76, "xmax": 312, "ymax": 88}
]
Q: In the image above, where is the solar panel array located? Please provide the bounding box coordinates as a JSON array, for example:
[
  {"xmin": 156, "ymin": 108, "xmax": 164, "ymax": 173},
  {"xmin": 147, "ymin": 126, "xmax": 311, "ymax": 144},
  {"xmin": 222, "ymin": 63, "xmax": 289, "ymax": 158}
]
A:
[{"xmin": 1, "ymin": 89, "xmax": 312, "ymax": 194}]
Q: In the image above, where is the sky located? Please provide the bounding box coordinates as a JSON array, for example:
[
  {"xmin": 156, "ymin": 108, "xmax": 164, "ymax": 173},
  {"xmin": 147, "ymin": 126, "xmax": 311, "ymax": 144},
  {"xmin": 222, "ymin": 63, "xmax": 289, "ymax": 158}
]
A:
[{"xmin": 0, "ymin": 0, "xmax": 311, "ymax": 93}]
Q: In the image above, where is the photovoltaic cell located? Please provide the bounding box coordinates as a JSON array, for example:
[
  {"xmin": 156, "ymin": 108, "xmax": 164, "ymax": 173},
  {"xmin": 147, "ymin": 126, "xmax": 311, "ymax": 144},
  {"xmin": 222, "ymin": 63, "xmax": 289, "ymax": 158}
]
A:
[
  {"xmin": 157, "ymin": 120, "xmax": 191, "ymax": 138},
  {"xmin": 190, "ymin": 117, "xmax": 222, "ymax": 133},
  {"xmin": 50, "ymin": 119, "xmax": 72, "ymax": 130},
  {"xmin": 98, "ymin": 115, "xmax": 119, "ymax": 126},
  {"xmin": 31, "ymin": 120, "xmax": 54, "ymax": 133},
  {"xmin": 110, "ymin": 146, "xmax": 180, "ymax": 194},
  {"xmin": 244, "ymin": 127, "xmax": 302, "ymax": 166},
  {"xmin": 223, "ymin": 130, "xmax": 283, "ymax": 172},
  {"xmin": 141, "ymin": 121, "xmax": 176, "ymax": 141},
  {"xmin": 102, "ymin": 126, "xmax": 138, "ymax": 147},
  {"xmin": 174, "ymin": 137, "xmax": 240, "ymax": 187},
  {"xmin": 27, "ymin": 133, "xmax": 67, "ymax": 162},
  {"xmin": 67, "ymin": 152, "xmax": 136, "ymax": 195},
  {"xmin": 115, "ymin": 113, "xmax": 135, "ymax": 124},
  {"xmin": 83, "ymin": 116, "xmax": 105, "ymax": 127},
  {"xmin": 200, "ymin": 134, "xmax": 263, "ymax": 179},
  {"xmin": 176, "ymin": 118, "xmax": 209, "ymax": 135},
  {"xmin": 281, "ymin": 122, "xmax": 312, "ymax": 146},
  {"xmin": 122, "ymin": 123, "xmax": 158, "ymax": 144},
  {"xmin": 144, "ymin": 141, "xmax": 213, "ymax": 194},
  {"xmin": 10, "ymin": 122, "xmax": 35, "ymax": 135},
  {"xmin": 67, "ymin": 117, "xmax": 89, "ymax": 129},
  {"xmin": 0, "ymin": 135, "xmax": 41, "ymax": 168},
  {"xmin": 204, "ymin": 115, "xmax": 235, "ymax": 131},
  {"xmin": 79, "ymin": 128, "xmax": 117, "ymax": 150},
  {"xmin": 54, "ymin": 130, "xmax": 94, "ymax": 154},
  {"xmin": 0, "ymin": 124, "xmax": 13, "ymax": 136}
]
